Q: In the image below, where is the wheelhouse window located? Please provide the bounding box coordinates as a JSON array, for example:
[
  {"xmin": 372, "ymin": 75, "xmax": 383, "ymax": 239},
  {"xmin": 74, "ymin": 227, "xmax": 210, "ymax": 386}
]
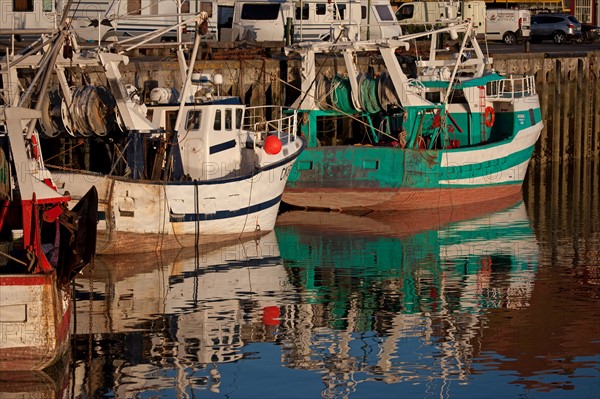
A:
[
  {"xmin": 375, "ymin": 5, "xmax": 394, "ymax": 21},
  {"xmin": 296, "ymin": 4, "xmax": 309, "ymax": 20},
  {"xmin": 236, "ymin": 109, "xmax": 243, "ymax": 129},
  {"xmin": 42, "ymin": 0, "xmax": 52, "ymax": 12},
  {"xmin": 225, "ymin": 109, "xmax": 232, "ymax": 130},
  {"xmin": 214, "ymin": 110, "xmax": 222, "ymax": 130},
  {"xmin": 185, "ymin": 110, "xmax": 202, "ymax": 130},
  {"xmin": 316, "ymin": 4, "xmax": 326, "ymax": 15},
  {"xmin": 241, "ymin": 4, "xmax": 280, "ymax": 20},
  {"xmin": 13, "ymin": 0, "xmax": 33, "ymax": 12},
  {"xmin": 361, "ymin": 6, "xmax": 367, "ymax": 20}
]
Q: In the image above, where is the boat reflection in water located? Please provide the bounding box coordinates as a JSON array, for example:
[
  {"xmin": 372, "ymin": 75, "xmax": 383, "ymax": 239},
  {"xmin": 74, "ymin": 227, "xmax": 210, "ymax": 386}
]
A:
[
  {"xmin": 275, "ymin": 193, "xmax": 539, "ymax": 396},
  {"xmin": 72, "ymin": 231, "xmax": 291, "ymax": 396},
  {"xmin": 71, "ymin": 194, "xmax": 543, "ymax": 398},
  {"xmin": 0, "ymin": 356, "xmax": 71, "ymax": 399}
]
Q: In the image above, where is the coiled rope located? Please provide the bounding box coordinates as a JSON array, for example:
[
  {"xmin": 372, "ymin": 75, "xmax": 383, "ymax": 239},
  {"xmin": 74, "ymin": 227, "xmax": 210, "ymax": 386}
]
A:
[
  {"xmin": 359, "ymin": 74, "xmax": 382, "ymax": 114},
  {"xmin": 331, "ymin": 75, "xmax": 358, "ymax": 114}
]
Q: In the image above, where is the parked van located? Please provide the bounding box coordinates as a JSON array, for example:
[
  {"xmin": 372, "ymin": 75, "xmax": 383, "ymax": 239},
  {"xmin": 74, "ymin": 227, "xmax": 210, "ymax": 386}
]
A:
[
  {"xmin": 395, "ymin": 1, "xmax": 486, "ymax": 35},
  {"xmin": 486, "ymin": 9, "xmax": 531, "ymax": 44}
]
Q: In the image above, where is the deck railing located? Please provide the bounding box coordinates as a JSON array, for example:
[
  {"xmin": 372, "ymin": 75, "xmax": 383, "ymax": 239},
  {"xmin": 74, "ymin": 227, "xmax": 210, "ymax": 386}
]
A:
[
  {"xmin": 486, "ymin": 75, "xmax": 537, "ymax": 99},
  {"xmin": 243, "ymin": 106, "xmax": 298, "ymax": 140}
]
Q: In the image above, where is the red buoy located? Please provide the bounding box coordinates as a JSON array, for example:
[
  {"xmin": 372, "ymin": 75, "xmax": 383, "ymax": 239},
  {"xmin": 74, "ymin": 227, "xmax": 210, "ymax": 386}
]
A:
[
  {"xmin": 264, "ymin": 135, "xmax": 282, "ymax": 155},
  {"xmin": 262, "ymin": 306, "xmax": 280, "ymax": 326}
]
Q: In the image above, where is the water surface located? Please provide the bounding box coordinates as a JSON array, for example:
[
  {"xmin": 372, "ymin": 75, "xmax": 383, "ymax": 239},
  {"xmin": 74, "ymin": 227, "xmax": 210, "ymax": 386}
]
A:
[{"xmin": 3, "ymin": 160, "xmax": 598, "ymax": 399}]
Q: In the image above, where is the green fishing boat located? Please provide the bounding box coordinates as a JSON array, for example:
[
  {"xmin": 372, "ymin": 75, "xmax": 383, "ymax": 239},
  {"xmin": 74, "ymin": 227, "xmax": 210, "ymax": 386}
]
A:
[{"xmin": 283, "ymin": 22, "xmax": 543, "ymax": 211}]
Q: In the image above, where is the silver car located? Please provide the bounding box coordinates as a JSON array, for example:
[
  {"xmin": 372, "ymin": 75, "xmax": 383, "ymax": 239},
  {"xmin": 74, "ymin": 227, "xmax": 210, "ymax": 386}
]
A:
[{"xmin": 531, "ymin": 13, "xmax": 582, "ymax": 44}]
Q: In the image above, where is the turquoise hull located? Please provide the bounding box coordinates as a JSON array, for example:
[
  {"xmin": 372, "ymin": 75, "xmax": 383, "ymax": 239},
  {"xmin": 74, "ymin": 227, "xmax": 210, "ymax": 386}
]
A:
[{"xmin": 284, "ymin": 106, "xmax": 543, "ymax": 211}]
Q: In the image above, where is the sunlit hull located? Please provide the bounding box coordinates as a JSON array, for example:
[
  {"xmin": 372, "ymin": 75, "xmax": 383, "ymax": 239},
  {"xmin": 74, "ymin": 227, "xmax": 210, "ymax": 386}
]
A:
[{"xmin": 0, "ymin": 273, "xmax": 71, "ymax": 371}]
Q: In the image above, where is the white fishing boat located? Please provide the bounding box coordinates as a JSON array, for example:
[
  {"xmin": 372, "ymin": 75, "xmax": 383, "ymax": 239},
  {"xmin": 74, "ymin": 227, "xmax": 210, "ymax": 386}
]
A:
[
  {"xmin": 0, "ymin": 15, "xmax": 304, "ymax": 254},
  {"xmin": 52, "ymin": 84, "xmax": 304, "ymax": 254}
]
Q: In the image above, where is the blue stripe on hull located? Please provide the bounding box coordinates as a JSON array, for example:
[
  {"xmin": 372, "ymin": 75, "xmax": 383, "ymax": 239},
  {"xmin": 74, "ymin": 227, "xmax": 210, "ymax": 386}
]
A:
[
  {"xmin": 169, "ymin": 195, "xmax": 283, "ymax": 222},
  {"xmin": 97, "ymin": 196, "xmax": 282, "ymax": 223}
]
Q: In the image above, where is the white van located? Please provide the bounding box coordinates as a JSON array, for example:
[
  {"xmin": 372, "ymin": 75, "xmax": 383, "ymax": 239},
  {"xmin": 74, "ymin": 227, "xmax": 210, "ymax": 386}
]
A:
[
  {"xmin": 485, "ymin": 9, "xmax": 531, "ymax": 44},
  {"xmin": 395, "ymin": 1, "xmax": 486, "ymax": 35}
]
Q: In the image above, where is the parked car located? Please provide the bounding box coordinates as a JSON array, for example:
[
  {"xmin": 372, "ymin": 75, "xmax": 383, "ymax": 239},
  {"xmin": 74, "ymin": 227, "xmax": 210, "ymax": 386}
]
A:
[
  {"xmin": 530, "ymin": 13, "xmax": 582, "ymax": 44},
  {"xmin": 576, "ymin": 23, "xmax": 600, "ymax": 43}
]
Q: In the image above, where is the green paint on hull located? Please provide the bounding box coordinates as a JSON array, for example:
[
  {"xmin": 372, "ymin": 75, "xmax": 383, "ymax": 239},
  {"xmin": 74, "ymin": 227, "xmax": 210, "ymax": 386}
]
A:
[
  {"xmin": 287, "ymin": 107, "xmax": 541, "ymax": 191},
  {"xmin": 287, "ymin": 136, "xmax": 537, "ymax": 189}
]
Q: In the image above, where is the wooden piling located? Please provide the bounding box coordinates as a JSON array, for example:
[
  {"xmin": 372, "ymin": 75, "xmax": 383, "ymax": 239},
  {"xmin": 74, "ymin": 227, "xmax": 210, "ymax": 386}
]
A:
[
  {"xmin": 573, "ymin": 60, "xmax": 584, "ymax": 159},
  {"xmin": 538, "ymin": 77, "xmax": 550, "ymax": 162},
  {"xmin": 594, "ymin": 62, "xmax": 600, "ymax": 159},
  {"xmin": 552, "ymin": 61, "xmax": 562, "ymax": 164}
]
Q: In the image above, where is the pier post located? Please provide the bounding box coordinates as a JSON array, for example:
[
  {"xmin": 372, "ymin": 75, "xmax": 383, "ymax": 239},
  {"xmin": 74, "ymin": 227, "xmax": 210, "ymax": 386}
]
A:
[
  {"xmin": 574, "ymin": 59, "xmax": 584, "ymax": 159},
  {"xmin": 552, "ymin": 61, "xmax": 562, "ymax": 164},
  {"xmin": 538, "ymin": 62, "xmax": 550, "ymax": 161}
]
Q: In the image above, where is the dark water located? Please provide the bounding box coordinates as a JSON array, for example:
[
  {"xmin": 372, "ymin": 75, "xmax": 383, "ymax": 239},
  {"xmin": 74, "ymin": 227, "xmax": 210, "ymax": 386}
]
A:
[{"xmin": 6, "ymin": 160, "xmax": 600, "ymax": 398}]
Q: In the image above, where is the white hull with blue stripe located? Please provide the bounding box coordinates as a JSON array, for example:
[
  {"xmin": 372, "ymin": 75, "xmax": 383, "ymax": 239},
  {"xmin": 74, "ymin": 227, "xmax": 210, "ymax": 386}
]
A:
[
  {"xmin": 39, "ymin": 25, "xmax": 305, "ymax": 254},
  {"xmin": 54, "ymin": 131, "xmax": 303, "ymax": 255}
]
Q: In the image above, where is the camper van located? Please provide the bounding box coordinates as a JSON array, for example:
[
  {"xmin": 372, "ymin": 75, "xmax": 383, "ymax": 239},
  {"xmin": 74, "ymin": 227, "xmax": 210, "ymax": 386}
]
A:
[
  {"xmin": 1, "ymin": 0, "xmax": 399, "ymax": 44},
  {"xmin": 219, "ymin": 0, "xmax": 364, "ymax": 42},
  {"xmin": 219, "ymin": 0, "xmax": 401, "ymax": 43},
  {"xmin": 485, "ymin": 9, "xmax": 530, "ymax": 44},
  {"xmin": 395, "ymin": 1, "xmax": 486, "ymax": 35},
  {"xmin": 0, "ymin": 0, "xmax": 220, "ymax": 43}
]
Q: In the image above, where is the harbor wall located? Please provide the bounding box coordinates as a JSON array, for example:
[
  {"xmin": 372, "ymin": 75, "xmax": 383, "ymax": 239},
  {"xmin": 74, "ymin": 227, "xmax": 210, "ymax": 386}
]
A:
[
  {"xmin": 111, "ymin": 50, "xmax": 600, "ymax": 161},
  {"xmin": 492, "ymin": 52, "xmax": 600, "ymax": 162}
]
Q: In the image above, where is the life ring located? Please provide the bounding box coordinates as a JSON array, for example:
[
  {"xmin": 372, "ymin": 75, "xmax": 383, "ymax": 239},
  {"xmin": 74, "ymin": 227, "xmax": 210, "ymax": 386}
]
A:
[{"xmin": 484, "ymin": 106, "xmax": 495, "ymax": 128}]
